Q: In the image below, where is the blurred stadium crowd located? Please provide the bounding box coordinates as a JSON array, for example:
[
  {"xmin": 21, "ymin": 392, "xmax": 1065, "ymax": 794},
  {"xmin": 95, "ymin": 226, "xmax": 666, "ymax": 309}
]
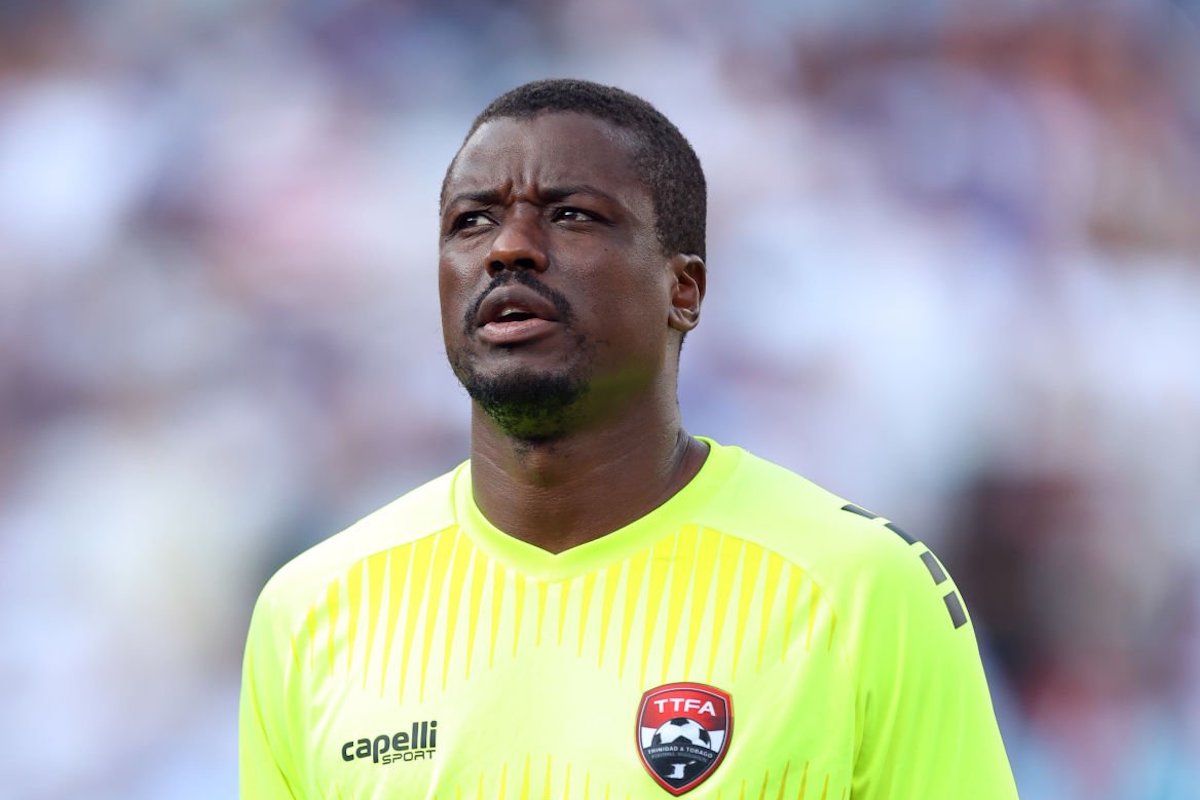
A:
[{"xmin": 2, "ymin": 0, "xmax": 1199, "ymax": 797}]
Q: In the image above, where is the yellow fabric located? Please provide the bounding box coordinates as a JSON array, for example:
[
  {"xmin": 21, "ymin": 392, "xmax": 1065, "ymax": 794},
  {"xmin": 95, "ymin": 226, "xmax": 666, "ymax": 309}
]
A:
[{"xmin": 240, "ymin": 439, "xmax": 1018, "ymax": 798}]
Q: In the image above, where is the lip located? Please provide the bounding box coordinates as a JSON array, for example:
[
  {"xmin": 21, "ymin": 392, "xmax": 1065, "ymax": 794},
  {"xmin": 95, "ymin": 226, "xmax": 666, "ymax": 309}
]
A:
[
  {"xmin": 477, "ymin": 316, "xmax": 560, "ymax": 345},
  {"xmin": 475, "ymin": 284, "xmax": 561, "ymax": 329}
]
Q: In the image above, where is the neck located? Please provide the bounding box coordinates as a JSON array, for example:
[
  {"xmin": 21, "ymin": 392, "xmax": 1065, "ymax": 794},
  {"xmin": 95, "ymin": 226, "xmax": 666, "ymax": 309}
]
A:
[{"xmin": 468, "ymin": 397, "xmax": 708, "ymax": 553}]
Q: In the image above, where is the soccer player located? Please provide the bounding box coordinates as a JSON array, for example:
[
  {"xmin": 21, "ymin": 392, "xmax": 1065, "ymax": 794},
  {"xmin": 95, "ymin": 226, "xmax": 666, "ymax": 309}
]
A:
[{"xmin": 240, "ymin": 79, "xmax": 1019, "ymax": 798}]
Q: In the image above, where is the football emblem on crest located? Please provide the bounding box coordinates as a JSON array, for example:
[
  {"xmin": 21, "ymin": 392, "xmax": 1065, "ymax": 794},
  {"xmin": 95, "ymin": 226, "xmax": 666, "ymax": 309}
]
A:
[{"xmin": 636, "ymin": 682, "xmax": 732, "ymax": 795}]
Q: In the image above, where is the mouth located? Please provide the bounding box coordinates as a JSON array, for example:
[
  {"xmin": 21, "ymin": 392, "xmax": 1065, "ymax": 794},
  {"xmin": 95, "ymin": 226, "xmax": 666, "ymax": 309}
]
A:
[
  {"xmin": 492, "ymin": 306, "xmax": 540, "ymax": 324},
  {"xmin": 473, "ymin": 284, "xmax": 563, "ymax": 345}
]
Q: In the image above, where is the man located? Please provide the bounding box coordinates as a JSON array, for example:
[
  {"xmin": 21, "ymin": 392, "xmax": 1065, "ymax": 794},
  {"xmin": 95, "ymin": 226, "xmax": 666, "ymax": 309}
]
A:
[{"xmin": 240, "ymin": 79, "xmax": 1018, "ymax": 798}]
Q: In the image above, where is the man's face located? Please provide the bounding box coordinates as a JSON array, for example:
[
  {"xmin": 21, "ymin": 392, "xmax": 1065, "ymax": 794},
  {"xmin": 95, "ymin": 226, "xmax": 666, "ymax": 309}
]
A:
[{"xmin": 439, "ymin": 112, "xmax": 678, "ymax": 439}]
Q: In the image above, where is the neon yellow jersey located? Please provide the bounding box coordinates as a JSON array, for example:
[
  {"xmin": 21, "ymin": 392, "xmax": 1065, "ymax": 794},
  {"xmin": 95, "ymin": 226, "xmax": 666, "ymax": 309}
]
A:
[{"xmin": 240, "ymin": 439, "xmax": 1018, "ymax": 799}]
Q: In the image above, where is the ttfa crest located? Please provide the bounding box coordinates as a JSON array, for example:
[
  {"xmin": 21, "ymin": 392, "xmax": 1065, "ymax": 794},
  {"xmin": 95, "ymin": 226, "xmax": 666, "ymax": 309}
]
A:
[{"xmin": 636, "ymin": 682, "xmax": 732, "ymax": 795}]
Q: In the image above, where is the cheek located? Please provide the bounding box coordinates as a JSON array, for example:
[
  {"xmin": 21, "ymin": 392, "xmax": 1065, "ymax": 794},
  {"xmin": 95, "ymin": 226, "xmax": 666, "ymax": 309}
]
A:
[
  {"xmin": 437, "ymin": 253, "xmax": 462, "ymax": 294},
  {"xmin": 437, "ymin": 256, "xmax": 470, "ymax": 334},
  {"xmin": 582, "ymin": 260, "xmax": 671, "ymax": 341}
]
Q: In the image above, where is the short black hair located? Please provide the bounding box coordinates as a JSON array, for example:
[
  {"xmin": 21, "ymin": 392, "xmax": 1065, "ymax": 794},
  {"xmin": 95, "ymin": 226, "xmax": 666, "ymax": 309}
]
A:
[{"xmin": 445, "ymin": 78, "xmax": 707, "ymax": 260}]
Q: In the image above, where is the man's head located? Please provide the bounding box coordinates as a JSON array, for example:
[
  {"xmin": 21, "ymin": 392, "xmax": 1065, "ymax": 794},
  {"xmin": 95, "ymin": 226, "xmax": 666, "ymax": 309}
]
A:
[
  {"xmin": 444, "ymin": 79, "xmax": 707, "ymax": 261},
  {"xmin": 438, "ymin": 79, "xmax": 707, "ymax": 442}
]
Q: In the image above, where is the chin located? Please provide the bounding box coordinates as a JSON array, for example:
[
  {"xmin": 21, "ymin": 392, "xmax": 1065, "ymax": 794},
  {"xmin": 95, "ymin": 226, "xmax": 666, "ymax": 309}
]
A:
[{"xmin": 452, "ymin": 358, "xmax": 589, "ymax": 441}]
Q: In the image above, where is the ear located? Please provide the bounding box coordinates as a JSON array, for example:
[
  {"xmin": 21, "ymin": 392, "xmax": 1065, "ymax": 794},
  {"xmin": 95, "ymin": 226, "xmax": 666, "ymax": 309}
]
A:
[{"xmin": 667, "ymin": 253, "xmax": 706, "ymax": 334}]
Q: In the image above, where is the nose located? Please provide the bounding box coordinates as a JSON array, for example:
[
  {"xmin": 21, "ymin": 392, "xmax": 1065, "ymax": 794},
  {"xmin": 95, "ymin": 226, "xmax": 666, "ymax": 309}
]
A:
[{"xmin": 486, "ymin": 207, "xmax": 548, "ymax": 276}]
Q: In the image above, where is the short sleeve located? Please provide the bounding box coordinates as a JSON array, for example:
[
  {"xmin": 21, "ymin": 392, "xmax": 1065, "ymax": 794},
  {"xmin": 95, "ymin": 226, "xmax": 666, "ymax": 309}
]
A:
[
  {"xmin": 848, "ymin": 541, "xmax": 1019, "ymax": 799},
  {"xmin": 239, "ymin": 589, "xmax": 301, "ymax": 799}
]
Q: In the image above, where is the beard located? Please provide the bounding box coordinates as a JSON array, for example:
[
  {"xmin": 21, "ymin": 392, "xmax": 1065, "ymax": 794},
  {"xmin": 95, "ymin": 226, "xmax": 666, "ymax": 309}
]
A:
[
  {"xmin": 448, "ymin": 271, "xmax": 591, "ymax": 442},
  {"xmin": 450, "ymin": 358, "xmax": 589, "ymax": 442}
]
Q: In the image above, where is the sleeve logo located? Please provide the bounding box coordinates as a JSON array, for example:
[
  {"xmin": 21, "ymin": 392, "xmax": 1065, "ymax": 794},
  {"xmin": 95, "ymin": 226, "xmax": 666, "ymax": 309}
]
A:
[{"xmin": 636, "ymin": 683, "xmax": 732, "ymax": 795}]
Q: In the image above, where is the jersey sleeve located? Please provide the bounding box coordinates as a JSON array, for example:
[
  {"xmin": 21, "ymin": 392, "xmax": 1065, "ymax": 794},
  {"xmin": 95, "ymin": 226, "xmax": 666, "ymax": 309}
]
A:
[
  {"xmin": 239, "ymin": 587, "xmax": 301, "ymax": 799},
  {"xmin": 847, "ymin": 539, "xmax": 1019, "ymax": 799}
]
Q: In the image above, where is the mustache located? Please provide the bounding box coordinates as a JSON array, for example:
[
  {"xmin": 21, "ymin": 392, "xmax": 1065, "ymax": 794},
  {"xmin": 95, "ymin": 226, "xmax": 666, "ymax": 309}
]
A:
[{"xmin": 463, "ymin": 270, "xmax": 574, "ymax": 334}]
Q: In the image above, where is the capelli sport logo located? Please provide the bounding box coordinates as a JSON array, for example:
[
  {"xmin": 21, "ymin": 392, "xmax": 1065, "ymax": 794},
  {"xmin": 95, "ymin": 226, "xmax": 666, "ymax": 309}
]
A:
[{"xmin": 341, "ymin": 720, "xmax": 437, "ymax": 765}]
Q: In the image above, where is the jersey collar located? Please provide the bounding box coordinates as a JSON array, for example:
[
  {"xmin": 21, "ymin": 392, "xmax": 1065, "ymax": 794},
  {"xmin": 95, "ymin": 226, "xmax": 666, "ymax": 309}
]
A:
[{"xmin": 452, "ymin": 437, "xmax": 738, "ymax": 581}]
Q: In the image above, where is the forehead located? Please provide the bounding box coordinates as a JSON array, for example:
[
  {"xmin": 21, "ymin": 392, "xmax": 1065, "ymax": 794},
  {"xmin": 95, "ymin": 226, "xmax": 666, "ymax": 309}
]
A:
[{"xmin": 445, "ymin": 112, "xmax": 646, "ymax": 202}]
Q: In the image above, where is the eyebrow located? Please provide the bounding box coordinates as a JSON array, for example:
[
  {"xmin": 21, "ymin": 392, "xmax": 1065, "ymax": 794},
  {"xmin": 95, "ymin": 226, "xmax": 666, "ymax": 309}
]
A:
[
  {"xmin": 539, "ymin": 184, "xmax": 618, "ymax": 205},
  {"xmin": 445, "ymin": 189, "xmax": 504, "ymax": 208},
  {"xmin": 444, "ymin": 184, "xmax": 619, "ymax": 209}
]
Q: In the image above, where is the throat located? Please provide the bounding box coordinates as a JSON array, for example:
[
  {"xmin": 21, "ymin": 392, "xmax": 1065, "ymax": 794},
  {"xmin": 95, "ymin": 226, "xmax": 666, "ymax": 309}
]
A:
[{"xmin": 470, "ymin": 429, "xmax": 708, "ymax": 554}]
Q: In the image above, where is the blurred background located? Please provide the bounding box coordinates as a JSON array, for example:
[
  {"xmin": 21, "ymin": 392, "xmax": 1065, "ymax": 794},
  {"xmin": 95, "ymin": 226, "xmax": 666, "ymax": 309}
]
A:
[{"xmin": 2, "ymin": 0, "xmax": 1199, "ymax": 797}]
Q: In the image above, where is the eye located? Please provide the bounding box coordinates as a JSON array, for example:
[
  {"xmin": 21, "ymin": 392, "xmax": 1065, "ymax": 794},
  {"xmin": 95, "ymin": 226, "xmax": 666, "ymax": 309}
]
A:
[
  {"xmin": 552, "ymin": 207, "xmax": 599, "ymax": 223},
  {"xmin": 452, "ymin": 211, "xmax": 496, "ymax": 231}
]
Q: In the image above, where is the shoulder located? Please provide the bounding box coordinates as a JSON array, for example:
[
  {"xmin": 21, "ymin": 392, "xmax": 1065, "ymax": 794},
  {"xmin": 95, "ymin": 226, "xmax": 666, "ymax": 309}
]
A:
[
  {"xmin": 697, "ymin": 444, "xmax": 916, "ymax": 568},
  {"xmin": 697, "ymin": 444, "xmax": 951, "ymax": 622},
  {"xmin": 253, "ymin": 464, "xmax": 464, "ymax": 617}
]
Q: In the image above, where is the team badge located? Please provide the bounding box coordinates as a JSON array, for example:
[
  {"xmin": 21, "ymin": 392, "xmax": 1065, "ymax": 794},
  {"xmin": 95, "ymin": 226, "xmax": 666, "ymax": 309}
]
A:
[{"xmin": 636, "ymin": 682, "xmax": 732, "ymax": 795}]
